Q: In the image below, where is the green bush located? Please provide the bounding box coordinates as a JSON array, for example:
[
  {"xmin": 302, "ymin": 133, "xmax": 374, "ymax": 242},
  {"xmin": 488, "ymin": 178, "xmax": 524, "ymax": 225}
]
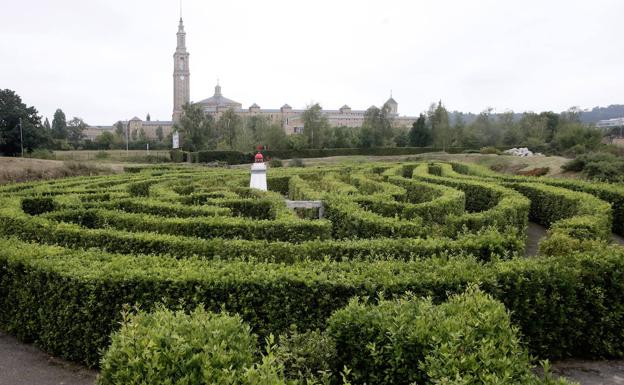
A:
[
  {"xmin": 21, "ymin": 196, "xmax": 56, "ymax": 215},
  {"xmin": 98, "ymin": 306, "xmax": 258, "ymax": 385},
  {"xmin": 275, "ymin": 328, "xmax": 336, "ymax": 383},
  {"xmin": 27, "ymin": 149, "xmax": 56, "ymax": 160},
  {"xmin": 268, "ymin": 158, "xmax": 284, "ymax": 168},
  {"xmin": 480, "ymin": 146, "xmax": 501, "ymax": 154},
  {"xmin": 328, "ymin": 287, "xmax": 563, "ymax": 385},
  {"xmin": 195, "ymin": 150, "xmax": 253, "ymax": 164},
  {"xmin": 169, "ymin": 149, "xmax": 189, "ymax": 163},
  {"xmin": 127, "ymin": 180, "xmax": 154, "ymax": 197},
  {"xmin": 95, "ymin": 151, "xmax": 109, "ymax": 160}
]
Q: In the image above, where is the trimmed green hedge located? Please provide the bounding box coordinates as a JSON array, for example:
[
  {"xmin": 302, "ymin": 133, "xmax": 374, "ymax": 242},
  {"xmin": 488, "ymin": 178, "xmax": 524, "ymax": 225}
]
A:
[
  {"xmin": 0, "ymin": 202, "xmax": 522, "ymax": 263},
  {"xmin": 44, "ymin": 207, "xmax": 331, "ymax": 242},
  {"xmin": 21, "ymin": 196, "xmax": 57, "ymax": 215},
  {"xmin": 451, "ymin": 161, "xmax": 624, "ymax": 236},
  {"xmin": 411, "ymin": 163, "xmax": 530, "ymax": 236},
  {"xmin": 1, "ymin": 237, "xmax": 624, "ymax": 368},
  {"xmin": 191, "ymin": 147, "xmax": 474, "ymax": 165}
]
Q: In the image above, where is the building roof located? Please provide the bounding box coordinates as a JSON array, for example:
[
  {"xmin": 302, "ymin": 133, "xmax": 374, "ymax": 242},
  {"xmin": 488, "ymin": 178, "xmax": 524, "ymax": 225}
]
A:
[
  {"xmin": 385, "ymin": 97, "xmax": 398, "ymax": 105},
  {"xmin": 197, "ymin": 84, "xmax": 242, "ymax": 108}
]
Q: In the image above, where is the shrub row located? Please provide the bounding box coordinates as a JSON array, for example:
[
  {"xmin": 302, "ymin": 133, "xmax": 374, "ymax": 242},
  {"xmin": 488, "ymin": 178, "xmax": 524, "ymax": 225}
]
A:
[
  {"xmin": 44, "ymin": 207, "xmax": 331, "ymax": 242},
  {"xmin": 450, "ymin": 161, "xmax": 624, "ymax": 236},
  {"xmin": 289, "ymin": 176, "xmax": 427, "ymax": 238},
  {"xmin": 190, "ymin": 147, "xmax": 479, "ymax": 165},
  {"xmin": 99, "ymin": 289, "xmax": 569, "ymax": 385},
  {"xmin": 1, "ymin": 199, "xmax": 522, "ymax": 262},
  {"xmin": 410, "ymin": 163, "xmax": 530, "ymax": 236},
  {"xmin": 1, "ymin": 236, "xmax": 623, "ymax": 368}
]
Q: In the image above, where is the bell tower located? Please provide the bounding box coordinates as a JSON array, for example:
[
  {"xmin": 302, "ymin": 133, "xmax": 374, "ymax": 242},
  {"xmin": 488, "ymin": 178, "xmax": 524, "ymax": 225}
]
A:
[{"xmin": 172, "ymin": 18, "xmax": 190, "ymax": 122}]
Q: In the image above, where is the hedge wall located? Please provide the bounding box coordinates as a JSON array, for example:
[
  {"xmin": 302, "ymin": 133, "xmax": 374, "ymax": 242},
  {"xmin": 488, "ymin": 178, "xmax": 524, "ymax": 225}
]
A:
[
  {"xmin": 190, "ymin": 147, "xmax": 474, "ymax": 165},
  {"xmin": 1, "ymin": 237, "xmax": 623, "ymax": 368}
]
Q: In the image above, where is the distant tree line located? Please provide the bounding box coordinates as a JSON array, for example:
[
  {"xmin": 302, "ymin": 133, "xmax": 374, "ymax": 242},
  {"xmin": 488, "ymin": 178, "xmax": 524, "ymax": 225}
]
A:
[{"xmin": 0, "ymin": 88, "xmax": 615, "ymax": 157}]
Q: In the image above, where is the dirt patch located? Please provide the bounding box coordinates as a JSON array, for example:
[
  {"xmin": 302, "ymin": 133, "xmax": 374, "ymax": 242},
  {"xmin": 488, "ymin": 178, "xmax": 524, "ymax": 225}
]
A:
[
  {"xmin": 0, "ymin": 331, "xmax": 97, "ymax": 385},
  {"xmin": 0, "ymin": 157, "xmax": 121, "ymax": 185}
]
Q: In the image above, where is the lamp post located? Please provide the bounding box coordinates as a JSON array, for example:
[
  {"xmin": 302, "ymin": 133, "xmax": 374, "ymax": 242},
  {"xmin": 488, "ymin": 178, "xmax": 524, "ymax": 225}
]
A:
[{"xmin": 19, "ymin": 117, "xmax": 24, "ymax": 157}]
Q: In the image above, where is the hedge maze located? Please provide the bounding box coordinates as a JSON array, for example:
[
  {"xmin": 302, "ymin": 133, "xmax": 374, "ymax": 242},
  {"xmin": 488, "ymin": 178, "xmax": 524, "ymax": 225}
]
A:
[{"xmin": 1, "ymin": 161, "xmax": 623, "ymax": 384}]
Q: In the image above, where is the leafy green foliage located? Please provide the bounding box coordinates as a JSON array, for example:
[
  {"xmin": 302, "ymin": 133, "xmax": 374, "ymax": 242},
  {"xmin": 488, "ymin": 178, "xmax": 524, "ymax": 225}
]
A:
[
  {"xmin": 98, "ymin": 306, "xmax": 258, "ymax": 385},
  {"xmin": 328, "ymin": 287, "xmax": 570, "ymax": 385}
]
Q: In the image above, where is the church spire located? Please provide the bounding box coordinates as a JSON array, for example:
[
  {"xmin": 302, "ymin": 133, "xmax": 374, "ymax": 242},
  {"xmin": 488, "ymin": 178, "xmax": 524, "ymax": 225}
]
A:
[
  {"xmin": 176, "ymin": 17, "xmax": 186, "ymax": 50},
  {"xmin": 173, "ymin": 17, "xmax": 190, "ymax": 122}
]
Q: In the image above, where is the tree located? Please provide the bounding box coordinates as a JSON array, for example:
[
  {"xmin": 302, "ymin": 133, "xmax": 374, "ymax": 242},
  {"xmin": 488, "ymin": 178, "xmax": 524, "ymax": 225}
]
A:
[
  {"xmin": 217, "ymin": 109, "xmax": 243, "ymax": 150},
  {"xmin": 394, "ymin": 129, "xmax": 408, "ymax": 147},
  {"xmin": 96, "ymin": 131, "xmax": 115, "ymax": 149},
  {"xmin": 138, "ymin": 128, "xmax": 147, "ymax": 142},
  {"xmin": 174, "ymin": 103, "xmax": 215, "ymax": 151},
  {"xmin": 0, "ymin": 89, "xmax": 49, "ymax": 155},
  {"xmin": 67, "ymin": 117, "xmax": 86, "ymax": 146},
  {"xmin": 326, "ymin": 126, "xmax": 356, "ymax": 148},
  {"xmin": 146, "ymin": 113, "xmax": 151, "ymax": 122},
  {"xmin": 156, "ymin": 126, "xmax": 164, "ymax": 142},
  {"xmin": 539, "ymin": 111, "xmax": 559, "ymax": 143},
  {"xmin": 302, "ymin": 104, "xmax": 329, "ymax": 149},
  {"xmin": 361, "ymin": 106, "xmax": 393, "ymax": 147},
  {"xmin": 253, "ymin": 118, "xmax": 289, "ymax": 150},
  {"xmin": 43, "ymin": 117, "xmax": 51, "ymax": 131},
  {"xmin": 114, "ymin": 121, "xmax": 125, "ymax": 138},
  {"xmin": 408, "ymin": 114, "xmax": 431, "ymax": 147},
  {"xmin": 430, "ymin": 101, "xmax": 450, "ymax": 150},
  {"xmin": 51, "ymin": 109, "xmax": 67, "ymax": 139}
]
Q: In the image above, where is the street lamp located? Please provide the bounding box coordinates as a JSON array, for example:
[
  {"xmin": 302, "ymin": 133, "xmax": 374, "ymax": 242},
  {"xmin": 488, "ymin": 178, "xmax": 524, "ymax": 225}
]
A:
[{"xmin": 19, "ymin": 117, "xmax": 24, "ymax": 157}]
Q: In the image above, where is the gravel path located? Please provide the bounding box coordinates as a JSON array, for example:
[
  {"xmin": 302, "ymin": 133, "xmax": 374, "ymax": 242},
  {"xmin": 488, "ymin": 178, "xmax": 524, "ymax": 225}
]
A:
[
  {"xmin": 526, "ymin": 221, "xmax": 549, "ymax": 256},
  {"xmin": 551, "ymin": 360, "xmax": 624, "ymax": 385},
  {"xmin": 0, "ymin": 331, "xmax": 97, "ymax": 385}
]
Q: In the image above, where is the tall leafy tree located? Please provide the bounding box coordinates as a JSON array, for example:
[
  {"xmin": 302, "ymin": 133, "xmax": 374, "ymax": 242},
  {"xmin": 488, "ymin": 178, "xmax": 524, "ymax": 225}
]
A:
[
  {"xmin": 51, "ymin": 108, "xmax": 67, "ymax": 139},
  {"xmin": 217, "ymin": 109, "xmax": 243, "ymax": 150},
  {"xmin": 0, "ymin": 89, "xmax": 49, "ymax": 155},
  {"xmin": 430, "ymin": 102, "xmax": 450, "ymax": 150},
  {"xmin": 67, "ymin": 117, "xmax": 86, "ymax": 146},
  {"xmin": 114, "ymin": 121, "xmax": 125, "ymax": 138},
  {"xmin": 408, "ymin": 114, "xmax": 431, "ymax": 147},
  {"xmin": 174, "ymin": 103, "xmax": 215, "ymax": 151},
  {"xmin": 361, "ymin": 106, "xmax": 393, "ymax": 147},
  {"xmin": 302, "ymin": 104, "xmax": 329, "ymax": 149},
  {"xmin": 156, "ymin": 126, "xmax": 164, "ymax": 142},
  {"xmin": 43, "ymin": 117, "xmax": 51, "ymax": 131}
]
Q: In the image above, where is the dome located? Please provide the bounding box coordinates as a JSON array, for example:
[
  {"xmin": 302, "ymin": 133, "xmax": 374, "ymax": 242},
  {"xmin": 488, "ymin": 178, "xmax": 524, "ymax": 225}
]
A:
[
  {"xmin": 385, "ymin": 97, "xmax": 398, "ymax": 106},
  {"xmin": 196, "ymin": 84, "xmax": 242, "ymax": 109}
]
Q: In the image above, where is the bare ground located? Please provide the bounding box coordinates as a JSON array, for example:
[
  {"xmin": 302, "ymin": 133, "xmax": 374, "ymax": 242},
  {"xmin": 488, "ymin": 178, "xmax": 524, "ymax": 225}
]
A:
[
  {"xmin": 0, "ymin": 157, "xmax": 121, "ymax": 185},
  {"xmin": 0, "ymin": 331, "xmax": 97, "ymax": 385}
]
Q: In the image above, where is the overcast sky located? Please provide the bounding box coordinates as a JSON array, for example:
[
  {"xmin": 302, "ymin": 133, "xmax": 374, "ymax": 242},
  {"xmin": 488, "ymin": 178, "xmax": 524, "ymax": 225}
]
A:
[{"xmin": 1, "ymin": 0, "xmax": 622, "ymax": 124}]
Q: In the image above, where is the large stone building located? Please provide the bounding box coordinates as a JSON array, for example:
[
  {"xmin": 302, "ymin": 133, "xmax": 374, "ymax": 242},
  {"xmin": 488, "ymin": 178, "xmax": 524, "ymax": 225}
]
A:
[{"xmin": 86, "ymin": 18, "xmax": 418, "ymax": 141}]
